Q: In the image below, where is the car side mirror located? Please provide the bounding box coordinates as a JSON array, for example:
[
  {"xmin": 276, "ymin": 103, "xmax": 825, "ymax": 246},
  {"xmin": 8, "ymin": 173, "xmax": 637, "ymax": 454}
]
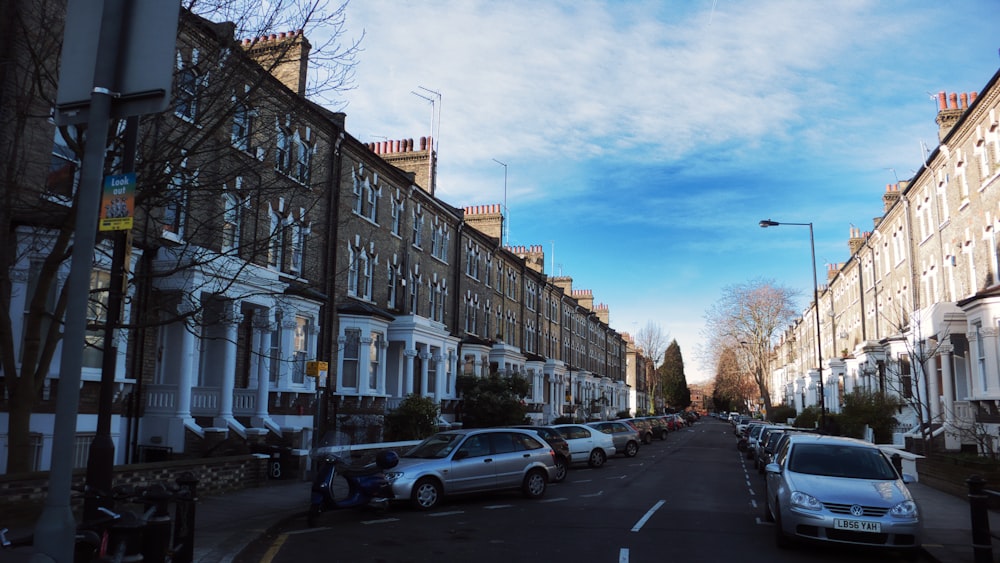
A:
[
  {"xmin": 901, "ymin": 473, "xmax": 916, "ymax": 484},
  {"xmin": 765, "ymin": 462, "xmax": 780, "ymax": 474}
]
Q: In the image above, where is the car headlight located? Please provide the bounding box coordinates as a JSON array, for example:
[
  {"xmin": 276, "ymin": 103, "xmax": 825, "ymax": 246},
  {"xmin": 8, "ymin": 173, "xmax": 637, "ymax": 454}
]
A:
[
  {"xmin": 789, "ymin": 491, "xmax": 823, "ymax": 511},
  {"xmin": 890, "ymin": 500, "xmax": 918, "ymax": 518},
  {"xmin": 384, "ymin": 471, "xmax": 403, "ymax": 483}
]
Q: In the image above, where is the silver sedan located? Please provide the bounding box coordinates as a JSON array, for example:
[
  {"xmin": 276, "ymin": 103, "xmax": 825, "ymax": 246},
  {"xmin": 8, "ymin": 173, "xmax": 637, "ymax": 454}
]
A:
[
  {"xmin": 385, "ymin": 428, "xmax": 558, "ymax": 510},
  {"xmin": 764, "ymin": 434, "xmax": 921, "ymax": 556}
]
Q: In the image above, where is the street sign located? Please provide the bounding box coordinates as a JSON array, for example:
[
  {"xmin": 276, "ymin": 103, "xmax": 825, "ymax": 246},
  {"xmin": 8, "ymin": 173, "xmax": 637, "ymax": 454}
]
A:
[
  {"xmin": 55, "ymin": 0, "xmax": 181, "ymax": 125},
  {"xmin": 99, "ymin": 173, "xmax": 135, "ymax": 231},
  {"xmin": 306, "ymin": 361, "xmax": 329, "ymax": 377}
]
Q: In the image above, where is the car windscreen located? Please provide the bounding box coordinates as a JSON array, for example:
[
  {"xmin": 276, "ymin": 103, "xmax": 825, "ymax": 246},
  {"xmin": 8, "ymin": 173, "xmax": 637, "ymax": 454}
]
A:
[
  {"xmin": 404, "ymin": 433, "xmax": 463, "ymax": 459},
  {"xmin": 788, "ymin": 443, "xmax": 898, "ymax": 479}
]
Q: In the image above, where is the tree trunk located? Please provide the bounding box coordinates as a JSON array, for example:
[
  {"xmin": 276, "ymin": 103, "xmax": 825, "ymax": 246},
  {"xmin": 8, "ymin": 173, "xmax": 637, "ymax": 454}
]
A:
[{"xmin": 6, "ymin": 372, "xmax": 38, "ymax": 474}]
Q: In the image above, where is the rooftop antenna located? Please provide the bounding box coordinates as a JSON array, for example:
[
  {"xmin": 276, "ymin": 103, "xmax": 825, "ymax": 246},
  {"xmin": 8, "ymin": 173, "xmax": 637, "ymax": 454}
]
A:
[
  {"xmin": 492, "ymin": 158, "xmax": 508, "ymax": 246},
  {"xmin": 411, "ymin": 87, "xmax": 441, "ymax": 193}
]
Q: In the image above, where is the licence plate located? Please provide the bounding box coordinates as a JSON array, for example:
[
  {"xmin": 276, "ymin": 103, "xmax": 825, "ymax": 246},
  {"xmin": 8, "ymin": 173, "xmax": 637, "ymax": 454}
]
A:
[{"xmin": 834, "ymin": 519, "xmax": 881, "ymax": 533}]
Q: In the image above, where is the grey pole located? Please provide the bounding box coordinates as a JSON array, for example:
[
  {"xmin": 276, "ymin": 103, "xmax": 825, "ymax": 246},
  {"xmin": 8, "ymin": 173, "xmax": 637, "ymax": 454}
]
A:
[
  {"xmin": 758, "ymin": 219, "xmax": 825, "ymax": 428},
  {"xmin": 33, "ymin": 1, "xmax": 126, "ymax": 560}
]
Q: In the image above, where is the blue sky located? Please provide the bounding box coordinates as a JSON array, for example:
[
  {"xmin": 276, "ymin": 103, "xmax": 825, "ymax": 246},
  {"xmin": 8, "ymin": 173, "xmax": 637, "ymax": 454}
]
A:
[{"xmin": 330, "ymin": 0, "xmax": 999, "ymax": 382}]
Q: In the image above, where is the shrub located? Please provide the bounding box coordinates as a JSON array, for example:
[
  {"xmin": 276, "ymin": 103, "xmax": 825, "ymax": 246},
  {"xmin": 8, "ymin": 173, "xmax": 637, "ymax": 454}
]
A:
[
  {"xmin": 456, "ymin": 372, "xmax": 529, "ymax": 428},
  {"xmin": 767, "ymin": 404, "xmax": 797, "ymax": 424},
  {"xmin": 839, "ymin": 390, "xmax": 900, "ymax": 443},
  {"xmin": 793, "ymin": 406, "xmax": 819, "ymax": 429},
  {"xmin": 384, "ymin": 394, "xmax": 439, "ymax": 441}
]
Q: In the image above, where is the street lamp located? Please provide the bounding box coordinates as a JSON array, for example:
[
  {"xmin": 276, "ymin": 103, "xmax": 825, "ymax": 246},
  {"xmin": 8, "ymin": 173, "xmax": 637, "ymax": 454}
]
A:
[{"xmin": 759, "ymin": 219, "xmax": 826, "ymax": 428}]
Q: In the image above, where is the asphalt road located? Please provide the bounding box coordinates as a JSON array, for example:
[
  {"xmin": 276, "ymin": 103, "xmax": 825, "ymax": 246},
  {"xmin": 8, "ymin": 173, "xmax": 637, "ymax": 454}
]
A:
[{"xmin": 237, "ymin": 419, "xmax": 928, "ymax": 563}]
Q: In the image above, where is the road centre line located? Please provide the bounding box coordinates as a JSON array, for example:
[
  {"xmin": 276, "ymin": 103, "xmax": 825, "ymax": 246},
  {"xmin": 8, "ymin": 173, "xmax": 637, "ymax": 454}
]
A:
[
  {"xmin": 484, "ymin": 504, "xmax": 513, "ymax": 509},
  {"xmin": 630, "ymin": 500, "xmax": 666, "ymax": 532},
  {"xmin": 619, "ymin": 547, "xmax": 629, "ymax": 562},
  {"xmin": 428, "ymin": 510, "xmax": 465, "ymax": 517},
  {"xmin": 361, "ymin": 518, "xmax": 400, "ymax": 525}
]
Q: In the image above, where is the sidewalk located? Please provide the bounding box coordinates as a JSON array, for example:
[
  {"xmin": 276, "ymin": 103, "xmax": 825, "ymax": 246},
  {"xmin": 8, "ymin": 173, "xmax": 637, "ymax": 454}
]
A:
[
  {"xmin": 192, "ymin": 479, "xmax": 309, "ymax": 563},
  {"xmin": 909, "ymin": 481, "xmax": 1000, "ymax": 563},
  {"xmin": 4, "ymin": 478, "xmax": 996, "ymax": 562}
]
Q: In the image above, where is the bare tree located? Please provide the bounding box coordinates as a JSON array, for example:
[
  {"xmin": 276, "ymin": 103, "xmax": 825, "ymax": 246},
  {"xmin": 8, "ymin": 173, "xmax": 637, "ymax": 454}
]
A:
[
  {"xmin": 1, "ymin": 0, "xmax": 362, "ymax": 473},
  {"xmin": 634, "ymin": 321, "xmax": 668, "ymax": 369},
  {"xmin": 633, "ymin": 321, "xmax": 669, "ymax": 410},
  {"xmin": 876, "ymin": 312, "xmax": 950, "ymax": 456},
  {"xmin": 702, "ymin": 278, "xmax": 798, "ymax": 415}
]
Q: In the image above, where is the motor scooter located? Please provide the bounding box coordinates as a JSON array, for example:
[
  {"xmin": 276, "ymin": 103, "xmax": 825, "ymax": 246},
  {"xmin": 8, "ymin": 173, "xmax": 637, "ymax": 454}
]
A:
[{"xmin": 307, "ymin": 441, "xmax": 398, "ymax": 527}]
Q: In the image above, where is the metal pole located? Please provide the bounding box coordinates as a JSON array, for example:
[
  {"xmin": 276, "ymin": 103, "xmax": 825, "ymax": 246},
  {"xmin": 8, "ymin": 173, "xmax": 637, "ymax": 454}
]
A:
[
  {"xmin": 967, "ymin": 474, "xmax": 993, "ymax": 563},
  {"xmin": 808, "ymin": 223, "xmax": 826, "ymax": 428},
  {"xmin": 759, "ymin": 219, "xmax": 825, "ymax": 428},
  {"xmin": 35, "ymin": 1, "xmax": 127, "ymax": 560},
  {"xmin": 84, "ymin": 116, "xmax": 137, "ymax": 522}
]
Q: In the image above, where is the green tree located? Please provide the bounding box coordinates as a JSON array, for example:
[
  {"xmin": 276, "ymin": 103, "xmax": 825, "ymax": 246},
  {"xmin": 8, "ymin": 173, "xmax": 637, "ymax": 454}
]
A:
[
  {"xmin": 384, "ymin": 394, "xmax": 440, "ymax": 441},
  {"xmin": 457, "ymin": 372, "xmax": 529, "ymax": 428},
  {"xmin": 661, "ymin": 340, "xmax": 691, "ymax": 409}
]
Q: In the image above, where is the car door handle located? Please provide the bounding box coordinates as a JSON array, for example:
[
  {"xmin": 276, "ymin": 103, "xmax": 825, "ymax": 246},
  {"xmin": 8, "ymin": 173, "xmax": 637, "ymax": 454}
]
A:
[{"xmin": 483, "ymin": 458, "xmax": 493, "ymax": 463}]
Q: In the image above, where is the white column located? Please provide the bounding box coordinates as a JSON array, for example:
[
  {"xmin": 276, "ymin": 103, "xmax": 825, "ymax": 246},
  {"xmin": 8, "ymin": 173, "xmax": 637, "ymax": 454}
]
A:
[
  {"xmin": 434, "ymin": 351, "xmax": 446, "ymax": 398},
  {"xmin": 217, "ymin": 305, "xmax": 239, "ymax": 419},
  {"xmin": 404, "ymin": 348, "xmax": 417, "ymax": 395},
  {"xmin": 420, "ymin": 348, "xmax": 431, "ymax": 397},
  {"xmin": 359, "ymin": 335, "xmax": 373, "ymax": 395},
  {"xmin": 278, "ymin": 314, "xmax": 296, "ymax": 387},
  {"xmin": 175, "ymin": 305, "xmax": 197, "ymax": 418},
  {"xmin": 925, "ymin": 351, "xmax": 940, "ymax": 421},
  {"xmin": 376, "ymin": 338, "xmax": 388, "ymax": 396},
  {"xmin": 939, "ymin": 343, "xmax": 955, "ymax": 423},
  {"xmin": 254, "ymin": 315, "xmax": 271, "ymax": 419}
]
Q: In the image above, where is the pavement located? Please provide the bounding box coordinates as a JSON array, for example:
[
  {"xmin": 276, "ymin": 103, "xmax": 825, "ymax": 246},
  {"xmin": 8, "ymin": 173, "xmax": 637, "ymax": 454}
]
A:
[{"xmin": 2, "ymin": 476, "xmax": 996, "ymax": 562}]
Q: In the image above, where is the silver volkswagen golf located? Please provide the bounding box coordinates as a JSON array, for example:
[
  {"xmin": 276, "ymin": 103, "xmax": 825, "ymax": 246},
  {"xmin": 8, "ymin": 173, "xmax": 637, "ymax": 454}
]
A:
[{"xmin": 764, "ymin": 434, "xmax": 921, "ymax": 556}]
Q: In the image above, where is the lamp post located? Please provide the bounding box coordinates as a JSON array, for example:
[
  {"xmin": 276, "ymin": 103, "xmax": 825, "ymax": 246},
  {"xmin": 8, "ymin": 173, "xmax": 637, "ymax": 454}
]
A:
[{"xmin": 759, "ymin": 219, "xmax": 826, "ymax": 428}]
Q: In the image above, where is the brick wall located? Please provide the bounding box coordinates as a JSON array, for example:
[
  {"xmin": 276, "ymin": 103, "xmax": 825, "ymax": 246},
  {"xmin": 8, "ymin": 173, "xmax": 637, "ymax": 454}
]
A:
[{"xmin": 0, "ymin": 455, "xmax": 272, "ymax": 528}]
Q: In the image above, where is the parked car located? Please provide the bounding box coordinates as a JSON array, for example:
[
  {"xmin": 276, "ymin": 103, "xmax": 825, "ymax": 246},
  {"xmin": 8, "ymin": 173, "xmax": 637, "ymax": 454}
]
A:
[
  {"xmin": 639, "ymin": 416, "xmax": 670, "ymax": 440},
  {"xmin": 735, "ymin": 416, "xmax": 754, "ymax": 436},
  {"xmin": 624, "ymin": 418, "xmax": 656, "ymax": 444},
  {"xmin": 744, "ymin": 422, "xmax": 773, "ymax": 459},
  {"xmin": 753, "ymin": 425, "xmax": 787, "ymax": 469},
  {"xmin": 551, "ymin": 424, "xmax": 617, "ymax": 467},
  {"xmin": 588, "ymin": 421, "xmax": 640, "ymax": 457},
  {"xmin": 509, "ymin": 425, "xmax": 572, "ymax": 482},
  {"xmin": 385, "ymin": 428, "xmax": 558, "ymax": 510},
  {"xmin": 757, "ymin": 428, "xmax": 797, "ymax": 473},
  {"xmin": 764, "ymin": 434, "xmax": 921, "ymax": 555}
]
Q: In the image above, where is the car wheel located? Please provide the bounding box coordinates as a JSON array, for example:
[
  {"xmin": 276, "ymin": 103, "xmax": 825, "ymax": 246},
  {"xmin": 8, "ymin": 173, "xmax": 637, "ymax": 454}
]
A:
[
  {"xmin": 659, "ymin": 430, "xmax": 668, "ymax": 441},
  {"xmin": 552, "ymin": 456, "xmax": 568, "ymax": 482},
  {"xmin": 624, "ymin": 441, "xmax": 638, "ymax": 457},
  {"xmin": 643, "ymin": 433, "xmax": 652, "ymax": 445},
  {"xmin": 763, "ymin": 497, "xmax": 774, "ymax": 523},
  {"xmin": 774, "ymin": 502, "xmax": 790, "ymax": 549},
  {"xmin": 588, "ymin": 449, "xmax": 607, "ymax": 468},
  {"xmin": 411, "ymin": 477, "xmax": 442, "ymax": 510},
  {"xmin": 522, "ymin": 469, "xmax": 547, "ymax": 499}
]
